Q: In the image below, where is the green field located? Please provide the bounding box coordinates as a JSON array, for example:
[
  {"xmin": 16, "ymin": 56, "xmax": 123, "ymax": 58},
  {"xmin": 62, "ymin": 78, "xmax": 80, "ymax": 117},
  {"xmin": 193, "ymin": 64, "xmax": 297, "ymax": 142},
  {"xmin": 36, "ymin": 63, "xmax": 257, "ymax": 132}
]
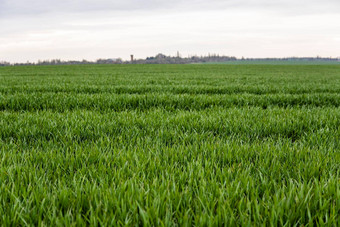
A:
[
  {"xmin": 204, "ymin": 60, "xmax": 340, "ymax": 65},
  {"xmin": 0, "ymin": 64, "xmax": 339, "ymax": 226}
]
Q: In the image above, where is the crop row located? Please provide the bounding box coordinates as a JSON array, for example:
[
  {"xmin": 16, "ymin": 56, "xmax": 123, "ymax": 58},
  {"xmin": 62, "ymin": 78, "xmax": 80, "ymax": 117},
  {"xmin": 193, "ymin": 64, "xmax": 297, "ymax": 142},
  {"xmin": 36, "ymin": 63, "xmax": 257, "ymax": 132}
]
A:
[
  {"xmin": 0, "ymin": 107, "xmax": 339, "ymax": 148},
  {"xmin": 2, "ymin": 84, "xmax": 340, "ymax": 95},
  {"xmin": 1, "ymin": 93, "xmax": 340, "ymax": 112}
]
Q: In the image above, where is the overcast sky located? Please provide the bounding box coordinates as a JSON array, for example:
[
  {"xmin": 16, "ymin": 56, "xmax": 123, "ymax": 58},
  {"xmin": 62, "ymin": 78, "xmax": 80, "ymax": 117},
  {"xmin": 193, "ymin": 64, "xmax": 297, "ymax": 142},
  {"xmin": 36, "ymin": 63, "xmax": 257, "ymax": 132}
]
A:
[{"xmin": 1, "ymin": 0, "xmax": 340, "ymax": 62}]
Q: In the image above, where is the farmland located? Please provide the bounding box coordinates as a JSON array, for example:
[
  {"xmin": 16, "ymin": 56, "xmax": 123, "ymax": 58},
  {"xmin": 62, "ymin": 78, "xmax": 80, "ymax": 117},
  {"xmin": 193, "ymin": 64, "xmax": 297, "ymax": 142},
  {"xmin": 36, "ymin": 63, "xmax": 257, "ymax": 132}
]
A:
[{"xmin": 0, "ymin": 64, "xmax": 339, "ymax": 225}]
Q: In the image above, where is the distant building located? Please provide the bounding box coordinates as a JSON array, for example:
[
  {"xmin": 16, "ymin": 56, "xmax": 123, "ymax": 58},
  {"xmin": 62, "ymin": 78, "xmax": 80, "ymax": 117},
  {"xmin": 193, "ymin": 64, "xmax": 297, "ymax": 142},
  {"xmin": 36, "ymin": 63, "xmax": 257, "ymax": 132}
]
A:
[{"xmin": 155, "ymin": 53, "xmax": 167, "ymax": 59}]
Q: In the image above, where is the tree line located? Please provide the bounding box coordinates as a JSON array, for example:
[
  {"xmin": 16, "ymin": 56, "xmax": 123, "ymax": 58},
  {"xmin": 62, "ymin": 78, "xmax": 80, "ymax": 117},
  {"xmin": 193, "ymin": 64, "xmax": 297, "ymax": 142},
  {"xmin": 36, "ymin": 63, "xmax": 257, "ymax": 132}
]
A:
[{"xmin": 1, "ymin": 54, "xmax": 340, "ymax": 66}]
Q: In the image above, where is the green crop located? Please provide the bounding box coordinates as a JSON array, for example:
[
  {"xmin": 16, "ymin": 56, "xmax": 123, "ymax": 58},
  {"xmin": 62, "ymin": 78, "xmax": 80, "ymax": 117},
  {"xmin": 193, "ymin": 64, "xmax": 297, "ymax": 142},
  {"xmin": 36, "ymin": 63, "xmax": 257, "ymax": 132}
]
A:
[{"xmin": 0, "ymin": 64, "xmax": 339, "ymax": 226}]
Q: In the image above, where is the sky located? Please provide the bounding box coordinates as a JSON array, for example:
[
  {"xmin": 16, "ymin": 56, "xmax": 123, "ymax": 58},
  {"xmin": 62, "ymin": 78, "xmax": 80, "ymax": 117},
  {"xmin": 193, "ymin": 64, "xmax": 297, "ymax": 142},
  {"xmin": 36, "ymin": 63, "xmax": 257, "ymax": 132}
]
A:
[{"xmin": 1, "ymin": 0, "xmax": 340, "ymax": 63}]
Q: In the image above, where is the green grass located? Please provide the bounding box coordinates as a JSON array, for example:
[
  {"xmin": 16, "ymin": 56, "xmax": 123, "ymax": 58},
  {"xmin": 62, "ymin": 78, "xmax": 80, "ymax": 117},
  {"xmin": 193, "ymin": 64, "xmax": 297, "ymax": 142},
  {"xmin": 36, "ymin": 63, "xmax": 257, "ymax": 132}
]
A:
[
  {"xmin": 204, "ymin": 60, "xmax": 340, "ymax": 65},
  {"xmin": 0, "ymin": 64, "xmax": 339, "ymax": 226}
]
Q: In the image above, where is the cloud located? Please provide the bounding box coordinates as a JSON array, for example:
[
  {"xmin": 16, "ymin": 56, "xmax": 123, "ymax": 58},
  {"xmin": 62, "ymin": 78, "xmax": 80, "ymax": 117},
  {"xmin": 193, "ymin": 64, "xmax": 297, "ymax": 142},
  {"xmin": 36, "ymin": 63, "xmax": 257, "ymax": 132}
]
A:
[
  {"xmin": 1, "ymin": 0, "xmax": 340, "ymax": 17},
  {"xmin": 1, "ymin": 0, "xmax": 340, "ymax": 62}
]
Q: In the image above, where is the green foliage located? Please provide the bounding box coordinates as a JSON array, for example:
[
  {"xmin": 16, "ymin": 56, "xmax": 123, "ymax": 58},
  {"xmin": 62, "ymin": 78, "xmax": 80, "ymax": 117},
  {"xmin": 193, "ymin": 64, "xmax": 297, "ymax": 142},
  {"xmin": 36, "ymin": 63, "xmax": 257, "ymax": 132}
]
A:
[{"xmin": 0, "ymin": 64, "xmax": 339, "ymax": 226}]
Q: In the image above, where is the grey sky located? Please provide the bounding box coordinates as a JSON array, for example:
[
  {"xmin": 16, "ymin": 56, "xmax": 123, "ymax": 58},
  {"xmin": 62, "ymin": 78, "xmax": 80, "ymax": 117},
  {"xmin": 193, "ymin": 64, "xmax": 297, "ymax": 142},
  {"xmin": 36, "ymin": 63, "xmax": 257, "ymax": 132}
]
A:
[{"xmin": 1, "ymin": 0, "xmax": 340, "ymax": 62}]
